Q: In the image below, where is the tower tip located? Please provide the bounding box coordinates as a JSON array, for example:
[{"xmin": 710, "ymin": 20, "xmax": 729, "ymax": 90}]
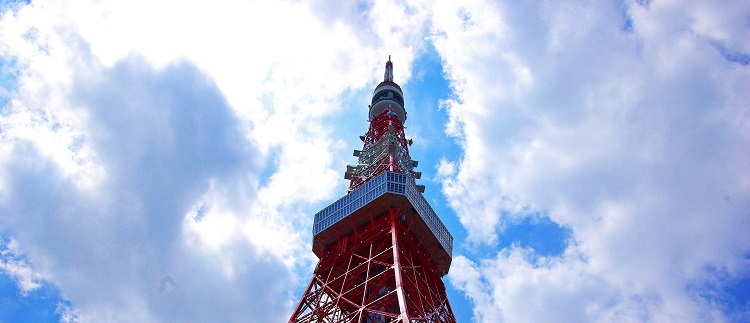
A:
[{"xmin": 384, "ymin": 56, "xmax": 394, "ymax": 81}]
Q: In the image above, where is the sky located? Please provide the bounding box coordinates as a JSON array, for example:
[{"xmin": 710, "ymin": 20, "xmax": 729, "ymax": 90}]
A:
[{"xmin": 0, "ymin": 0, "xmax": 748, "ymax": 322}]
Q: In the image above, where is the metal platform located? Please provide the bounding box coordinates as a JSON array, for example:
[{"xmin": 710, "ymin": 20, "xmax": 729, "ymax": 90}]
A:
[{"xmin": 312, "ymin": 171, "xmax": 453, "ymax": 274}]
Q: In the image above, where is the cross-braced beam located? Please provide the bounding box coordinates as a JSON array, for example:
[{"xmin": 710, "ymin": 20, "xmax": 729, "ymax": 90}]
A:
[{"xmin": 289, "ymin": 205, "xmax": 456, "ymax": 323}]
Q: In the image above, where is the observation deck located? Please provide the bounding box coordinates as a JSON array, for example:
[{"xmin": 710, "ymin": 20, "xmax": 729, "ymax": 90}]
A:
[
  {"xmin": 312, "ymin": 171, "xmax": 453, "ymax": 274},
  {"xmin": 369, "ymin": 81, "xmax": 405, "ymax": 123}
]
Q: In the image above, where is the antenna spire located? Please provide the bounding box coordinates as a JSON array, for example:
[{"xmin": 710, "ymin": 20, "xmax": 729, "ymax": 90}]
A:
[{"xmin": 384, "ymin": 56, "xmax": 394, "ymax": 82}]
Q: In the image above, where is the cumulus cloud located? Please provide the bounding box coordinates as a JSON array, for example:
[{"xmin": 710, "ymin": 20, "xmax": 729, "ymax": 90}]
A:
[
  {"xmin": 434, "ymin": 0, "xmax": 750, "ymax": 321},
  {"xmin": 0, "ymin": 0, "xmax": 434, "ymax": 321},
  {"xmin": 6, "ymin": 0, "xmax": 746, "ymax": 322},
  {"xmin": 1, "ymin": 53, "xmax": 295, "ymax": 321}
]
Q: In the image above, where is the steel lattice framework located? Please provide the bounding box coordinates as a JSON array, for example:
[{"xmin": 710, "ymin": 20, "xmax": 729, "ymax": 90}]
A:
[
  {"xmin": 291, "ymin": 206, "xmax": 455, "ymax": 323},
  {"xmin": 290, "ymin": 58, "xmax": 456, "ymax": 323},
  {"xmin": 347, "ymin": 110, "xmax": 416, "ymax": 193}
]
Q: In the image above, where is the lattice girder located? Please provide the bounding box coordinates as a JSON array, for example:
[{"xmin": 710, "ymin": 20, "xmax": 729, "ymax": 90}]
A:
[
  {"xmin": 290, "ymin": 204, "xmax": 456, "ymax": 323},
  {"xmin": 349, "ymin": 109, "xmax": 414, "ymax": 192}
]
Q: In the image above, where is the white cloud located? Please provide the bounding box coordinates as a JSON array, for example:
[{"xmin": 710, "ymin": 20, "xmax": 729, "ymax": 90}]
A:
[
  {"xmin": 6, "ymin": 0, "xmax": 746, "ymax": 322},
  {"xmin": 0, "ymin": 238, "xmax": 43, "ymax": 295},
  {"xmin": 0, "ymin": 0, "xmax": 434, "ymax": 321},
  {"xmin": 435, "ymin": 0, "xmax": 750, "ymax": 321},
  {"xmin": 56, "ymin": 302, "xmax": 81, "ymax": 323},
  {"xmin": 1, "ymin": 54, "xmax": 295, "ymax": 321}
]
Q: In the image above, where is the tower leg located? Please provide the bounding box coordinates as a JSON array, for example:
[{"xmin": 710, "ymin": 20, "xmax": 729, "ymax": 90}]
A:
[
  {"xmin": 390, "ymin": 206, "xmax": 411, "ymax": 323},
  {"xmin": 288, "ymin": 267, "xmax": 318, "ymax": 323}
]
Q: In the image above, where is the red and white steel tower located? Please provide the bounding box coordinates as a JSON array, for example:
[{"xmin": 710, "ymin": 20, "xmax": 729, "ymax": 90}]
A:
[{"xmin": 289, "ymin": 58, "xmax": 456, "ymax": 323}]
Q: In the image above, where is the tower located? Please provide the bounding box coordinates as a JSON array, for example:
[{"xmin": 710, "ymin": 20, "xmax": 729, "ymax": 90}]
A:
[{"xmin": 289, "ymin": 58, "xmax": 456, "ymax": 323}]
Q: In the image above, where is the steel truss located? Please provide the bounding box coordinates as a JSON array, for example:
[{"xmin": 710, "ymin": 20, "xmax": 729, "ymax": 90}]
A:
[
  {"xmin": 289, "ymin": 204, "xmax": 456, "ymax": 323},
  {"xmin": 349, "ymin": 109, "xmax": 415, "ymax": 192}
]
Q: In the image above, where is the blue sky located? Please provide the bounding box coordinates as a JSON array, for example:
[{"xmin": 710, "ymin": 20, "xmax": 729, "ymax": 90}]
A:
[{"xmin": 1, "ymin": 0, "xmax": 749, "ymax": 322}]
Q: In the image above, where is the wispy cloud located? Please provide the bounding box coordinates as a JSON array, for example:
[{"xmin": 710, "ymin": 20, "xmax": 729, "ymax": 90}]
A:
[
  {"xmin": 0, "ymin": 238, "xmax": 42, "ymax": 295},
  {"xmin": 1, "ymin": 0, "xmax": 748, "ymax": 322},
  {"xmin": 0, "ymin": 0, "xmax": 432, "ymax": 321},
  {"xmin": 435, "ymin": 0, "xmax": 750, "ymax": 321}
]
